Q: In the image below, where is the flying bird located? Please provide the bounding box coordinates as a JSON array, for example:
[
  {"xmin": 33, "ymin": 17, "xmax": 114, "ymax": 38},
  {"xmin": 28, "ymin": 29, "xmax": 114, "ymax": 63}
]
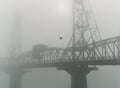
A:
[{"xmin": 59, "ymin": 37, "xmax": 63, "ymax": 40}]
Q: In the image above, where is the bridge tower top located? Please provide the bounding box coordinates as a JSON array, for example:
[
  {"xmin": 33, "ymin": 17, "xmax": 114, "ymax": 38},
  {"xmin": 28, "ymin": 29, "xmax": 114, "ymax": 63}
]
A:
[{"xmin": 66, "ymin": 0, "xmax": 101, "ymax": 59}]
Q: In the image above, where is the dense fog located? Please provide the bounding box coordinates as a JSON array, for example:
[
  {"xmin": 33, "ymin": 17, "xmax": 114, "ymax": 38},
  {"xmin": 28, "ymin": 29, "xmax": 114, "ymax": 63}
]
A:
[{"xmin": 0, "ymin": 0, "xmax": 120, "ymax": 88}]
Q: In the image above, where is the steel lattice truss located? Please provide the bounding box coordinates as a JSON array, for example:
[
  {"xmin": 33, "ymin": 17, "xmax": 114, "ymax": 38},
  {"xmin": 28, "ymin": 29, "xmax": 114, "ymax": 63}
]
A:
[
  {"xmin": 67, "ymin": 0, "xmax": 101, "ymax": 49},
  {"xmin": 0, "ymin": 36, "xmax": 120, "ymax": 68}
]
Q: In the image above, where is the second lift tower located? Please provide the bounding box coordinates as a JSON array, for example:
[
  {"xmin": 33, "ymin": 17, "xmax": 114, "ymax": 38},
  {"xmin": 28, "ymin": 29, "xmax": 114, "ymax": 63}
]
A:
[{"xmin": 10, "ymin": 14, "xmax": 22, "ymax": 58}]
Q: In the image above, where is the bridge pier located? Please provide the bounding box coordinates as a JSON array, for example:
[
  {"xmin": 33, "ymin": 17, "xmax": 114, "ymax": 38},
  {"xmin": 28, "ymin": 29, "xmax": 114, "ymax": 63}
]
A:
[
  {"xmin": 58, "ymin": 65, "xmax": 97, "ymax": 88},
  {"xmin": 4, "ymin": 68, "xmax": 30, "ymax": 88},
  {"xmin": 67, "ymin": 66, "xmax": 97, "ymax": 88}
]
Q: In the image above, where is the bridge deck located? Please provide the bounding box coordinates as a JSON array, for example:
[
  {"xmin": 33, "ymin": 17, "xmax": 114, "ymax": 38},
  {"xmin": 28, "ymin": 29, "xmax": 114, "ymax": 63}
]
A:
[{"xmin": 0, "ymin": 36, "xmax": 120, "ymax": 68}]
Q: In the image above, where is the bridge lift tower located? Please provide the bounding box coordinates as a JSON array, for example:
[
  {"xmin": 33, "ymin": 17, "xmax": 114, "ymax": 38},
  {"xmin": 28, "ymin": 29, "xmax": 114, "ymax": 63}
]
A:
[
  {"xmin": 59, "ymin": 0, "xmax": 101, "ymax": 88},
  {"xmin": 10, "ymin": 13, "xmax": 22, "ymax": 58},
  {"xmin": 4, "ymin": 14, "xmax": 30, "ymax": 88}
]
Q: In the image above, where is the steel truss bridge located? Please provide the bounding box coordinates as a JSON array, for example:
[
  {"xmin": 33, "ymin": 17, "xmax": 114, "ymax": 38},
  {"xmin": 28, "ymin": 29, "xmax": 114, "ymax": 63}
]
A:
[
  {"xmin": 1, "ymin": 36, "xmax": 120, "ymax": 68},
  {"xmin": 0, "ymin": 0, "xmax": 120, "ymax": 88},
  {"xmin": 1, "ymin": 36, "xmax": 120, "ymax": 88}
]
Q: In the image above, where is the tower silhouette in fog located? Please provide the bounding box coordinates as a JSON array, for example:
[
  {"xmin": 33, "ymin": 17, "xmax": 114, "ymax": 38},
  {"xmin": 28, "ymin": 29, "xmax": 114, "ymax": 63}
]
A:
[{"xmin": 10, "ymin": 13, "xmax": 22, "ymax": 58}]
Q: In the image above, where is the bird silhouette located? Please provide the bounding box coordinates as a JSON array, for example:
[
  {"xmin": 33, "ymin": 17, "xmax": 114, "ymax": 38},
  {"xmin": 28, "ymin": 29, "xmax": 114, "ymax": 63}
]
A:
[{"xmin": 59, "ymin": 37, "xmax": 63, "ymax": 40}]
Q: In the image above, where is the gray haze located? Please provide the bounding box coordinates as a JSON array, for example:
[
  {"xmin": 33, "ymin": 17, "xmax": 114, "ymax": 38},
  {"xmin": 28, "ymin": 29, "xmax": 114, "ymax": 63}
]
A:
[{"xmin": 0, "ymin": 0, "xmax": 120, "ymax": 88}]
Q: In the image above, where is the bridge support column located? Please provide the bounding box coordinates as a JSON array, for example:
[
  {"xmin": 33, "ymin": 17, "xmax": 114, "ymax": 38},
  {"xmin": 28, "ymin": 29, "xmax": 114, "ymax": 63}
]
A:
[
  {"xmin": 58, "ymin": 65, "xmax": 97, "ymax": 88},
  {"xmin": 5, "ymin": 68, "xmax": 30, "ymax": 88}
]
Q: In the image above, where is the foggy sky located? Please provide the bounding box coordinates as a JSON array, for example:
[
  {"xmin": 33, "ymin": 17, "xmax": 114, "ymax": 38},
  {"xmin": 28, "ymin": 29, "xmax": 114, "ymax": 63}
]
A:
[{"xmin": 0, "ymin": 0, "xmax": 120, "ymax": 88}]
